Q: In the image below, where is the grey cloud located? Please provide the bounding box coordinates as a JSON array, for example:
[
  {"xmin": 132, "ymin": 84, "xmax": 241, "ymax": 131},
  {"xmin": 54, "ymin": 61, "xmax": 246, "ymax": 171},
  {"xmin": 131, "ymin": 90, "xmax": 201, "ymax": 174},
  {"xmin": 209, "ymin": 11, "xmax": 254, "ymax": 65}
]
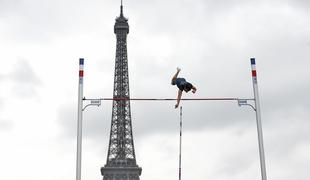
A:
[
  {"xmin": 8, "ymin": 59, "xmax": 42, "ymax": 98},
  {"xmin": 0, "ymin": 0, "xmax": 116, "ymax": 43},
  {"xmin": 215, "ymin": 146, "xmax": 257, "ymax": 177},
  {"xmin": 0, "ymin": 0, "xmax": 22, "ymax": 16},
  {"xmin": 0, "ymin": 58, "xmax": 42, "ymax": 98},
  {"xmin": 264, "ymin": 122, "xmax": 310, "ymax": 180},
  {"xmin": 9, "ymin": 59, "xmax": 41, "ymax": 85},
  {"xmin": 0, "ymin": 74, "xmax": 4, "ymax": 81},
  {"xmin": 131, "ymin": 101, "xmax": 254, "ymax": 136},
  {"xmin": 288, "ymin": 0, "xmax": 310, "ymax": 10},
  {"xmin": 57, "ymin": 102, "xmax": 110, "ymax": 140},
  {"xmin": 0, "ymin": 120, "xmax": 14, "ymax": 131}
]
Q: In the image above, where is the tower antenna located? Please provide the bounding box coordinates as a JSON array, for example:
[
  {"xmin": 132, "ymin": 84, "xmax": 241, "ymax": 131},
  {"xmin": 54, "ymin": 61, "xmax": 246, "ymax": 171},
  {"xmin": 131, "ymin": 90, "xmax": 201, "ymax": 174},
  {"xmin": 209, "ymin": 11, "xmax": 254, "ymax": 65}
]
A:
[{"xmin": 120, "ymin": 0, "xmax": 123, "ymax": 15}]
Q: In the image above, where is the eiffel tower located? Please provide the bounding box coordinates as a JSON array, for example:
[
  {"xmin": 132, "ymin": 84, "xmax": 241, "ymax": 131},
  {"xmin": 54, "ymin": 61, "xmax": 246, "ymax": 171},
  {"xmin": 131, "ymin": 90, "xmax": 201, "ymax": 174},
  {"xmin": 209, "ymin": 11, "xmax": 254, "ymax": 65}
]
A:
[{"xmin": 101, "ymin": 2, "xmax": 142, "ymax": 180}]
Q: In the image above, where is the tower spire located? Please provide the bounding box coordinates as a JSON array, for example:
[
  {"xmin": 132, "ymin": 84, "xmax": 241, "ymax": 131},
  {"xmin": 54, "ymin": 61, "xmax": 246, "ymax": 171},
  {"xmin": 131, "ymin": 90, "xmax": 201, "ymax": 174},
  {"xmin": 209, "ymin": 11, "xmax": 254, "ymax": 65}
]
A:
[{"xmin": 120, "ymin": 0, "xmax": 123, "ymax": 16}]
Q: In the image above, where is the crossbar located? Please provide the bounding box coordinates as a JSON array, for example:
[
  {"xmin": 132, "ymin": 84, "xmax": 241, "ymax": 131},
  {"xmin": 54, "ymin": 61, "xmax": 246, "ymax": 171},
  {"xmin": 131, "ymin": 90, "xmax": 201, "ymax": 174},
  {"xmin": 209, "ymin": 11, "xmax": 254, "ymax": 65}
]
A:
[{"xmin": 83, "ymin": 97, "xmax": 254, "ymax": 101}]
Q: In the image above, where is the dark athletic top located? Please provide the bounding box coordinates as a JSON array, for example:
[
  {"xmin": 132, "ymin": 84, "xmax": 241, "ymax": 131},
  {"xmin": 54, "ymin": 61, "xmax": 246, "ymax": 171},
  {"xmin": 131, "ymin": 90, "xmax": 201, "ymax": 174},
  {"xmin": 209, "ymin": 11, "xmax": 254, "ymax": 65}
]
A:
[{"xmin": 174, "ymin": 78, "xmax": 187, "ymax": 91}]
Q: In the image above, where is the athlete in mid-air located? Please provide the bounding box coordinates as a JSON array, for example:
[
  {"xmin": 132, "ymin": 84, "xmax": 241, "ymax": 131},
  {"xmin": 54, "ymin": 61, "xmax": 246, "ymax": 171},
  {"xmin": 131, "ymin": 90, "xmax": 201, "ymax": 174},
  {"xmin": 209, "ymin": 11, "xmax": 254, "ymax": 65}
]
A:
[{"xmin": 171, "ymin": 67, "xmax": 197, "ymax": 108}]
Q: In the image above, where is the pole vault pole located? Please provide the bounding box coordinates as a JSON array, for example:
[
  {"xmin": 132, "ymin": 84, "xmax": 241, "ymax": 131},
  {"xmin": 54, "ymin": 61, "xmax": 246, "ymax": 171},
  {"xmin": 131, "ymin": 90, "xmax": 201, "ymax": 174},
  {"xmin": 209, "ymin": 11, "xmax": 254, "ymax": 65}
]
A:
[
  {"xmin": 179, "ymin": 106, "xmax": 183, "ymax": 180},
  {"xmin": 76, "ymin": 58, "xmax": 84, "ymax": 180},
  {"xmin": 251, "ymin": 58, "xmax": 267, "ymax": 180}
]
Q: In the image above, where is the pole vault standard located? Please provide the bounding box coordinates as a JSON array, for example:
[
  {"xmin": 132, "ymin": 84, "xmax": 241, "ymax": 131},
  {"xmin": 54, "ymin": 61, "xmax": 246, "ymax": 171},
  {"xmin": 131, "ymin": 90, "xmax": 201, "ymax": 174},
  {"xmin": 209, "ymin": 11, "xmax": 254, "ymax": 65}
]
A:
[
  {"xmin": 76, "ymin": 58, "xmax": 84, "ymax": 180},
  {"xmin": 251, "ymin": 58, "xmax": 267, "ymax": 180},
  {"xmin": 77, "ymin": 58, "xmax": 267, "ymax": 180}
]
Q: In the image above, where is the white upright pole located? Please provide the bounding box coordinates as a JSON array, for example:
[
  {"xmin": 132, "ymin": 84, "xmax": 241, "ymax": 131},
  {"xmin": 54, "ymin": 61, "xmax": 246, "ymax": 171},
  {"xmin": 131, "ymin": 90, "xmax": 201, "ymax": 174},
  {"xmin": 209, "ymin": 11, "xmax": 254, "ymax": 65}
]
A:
[
  {"xmin": 250, "ymin": 58, "xmax": 267, "ymax": 180},
  {"xmin": 179, "ymin": 106, "xmax": 183, "ymax": 180},
  {"xmin": 76, "ymin": 58, "xmax": 84, "ymax": 180}
]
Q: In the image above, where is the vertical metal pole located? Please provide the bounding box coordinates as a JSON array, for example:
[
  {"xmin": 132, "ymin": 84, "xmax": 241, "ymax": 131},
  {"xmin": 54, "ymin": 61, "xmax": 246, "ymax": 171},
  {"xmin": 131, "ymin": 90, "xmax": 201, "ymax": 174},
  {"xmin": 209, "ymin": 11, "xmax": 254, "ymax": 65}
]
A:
[
  {"xmin": 76, "ymin": 58, "xmax": 84, "ymax": 180},
  {"xmin": 179, "ymin": 106, "xmax": 183, "ymax": 180},
  {"xmin": 250, "ymin": 58, "xmax": 267, "ymax": 180}
]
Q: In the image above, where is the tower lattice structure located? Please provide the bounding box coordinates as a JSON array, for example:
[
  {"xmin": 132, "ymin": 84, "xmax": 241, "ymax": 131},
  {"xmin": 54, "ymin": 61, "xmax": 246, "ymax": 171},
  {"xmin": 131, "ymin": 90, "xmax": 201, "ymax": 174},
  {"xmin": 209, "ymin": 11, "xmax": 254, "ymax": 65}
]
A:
[{"xmin": 101, "ymin": 3, "xmax": 142, "ymax": 180}]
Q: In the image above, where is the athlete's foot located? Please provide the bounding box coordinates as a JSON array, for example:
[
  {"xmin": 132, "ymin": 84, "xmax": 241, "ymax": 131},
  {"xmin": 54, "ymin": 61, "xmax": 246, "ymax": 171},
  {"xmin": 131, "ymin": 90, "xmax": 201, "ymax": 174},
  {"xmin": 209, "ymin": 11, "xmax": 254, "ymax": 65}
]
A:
[{"xmin": 177, "ymin": 67, "xmax": 181, "ymax": 72}]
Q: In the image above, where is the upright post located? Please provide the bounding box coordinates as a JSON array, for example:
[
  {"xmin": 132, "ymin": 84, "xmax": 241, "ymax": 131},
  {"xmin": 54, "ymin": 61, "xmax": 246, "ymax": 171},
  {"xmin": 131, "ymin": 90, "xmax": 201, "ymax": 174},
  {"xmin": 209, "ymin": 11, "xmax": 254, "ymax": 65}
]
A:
[
  {"xmin": 250, "ymin": 58, "xmax": 267, "ymax": 180},
  {"xmin": 179, "ymin": 106, "xmax": 183, "ymax": 180},
  {"xmin": 76, "ymin": 58, "xmax": 84, "ymax": 180}
]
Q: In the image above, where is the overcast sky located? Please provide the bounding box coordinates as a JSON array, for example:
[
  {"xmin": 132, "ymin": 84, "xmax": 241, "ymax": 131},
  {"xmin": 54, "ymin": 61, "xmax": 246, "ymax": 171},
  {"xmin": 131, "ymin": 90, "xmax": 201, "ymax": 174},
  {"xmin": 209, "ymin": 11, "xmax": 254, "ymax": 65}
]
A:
[{"xmin": 0, "ymin": 0, "xmax": 309, "ymax": 180}]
